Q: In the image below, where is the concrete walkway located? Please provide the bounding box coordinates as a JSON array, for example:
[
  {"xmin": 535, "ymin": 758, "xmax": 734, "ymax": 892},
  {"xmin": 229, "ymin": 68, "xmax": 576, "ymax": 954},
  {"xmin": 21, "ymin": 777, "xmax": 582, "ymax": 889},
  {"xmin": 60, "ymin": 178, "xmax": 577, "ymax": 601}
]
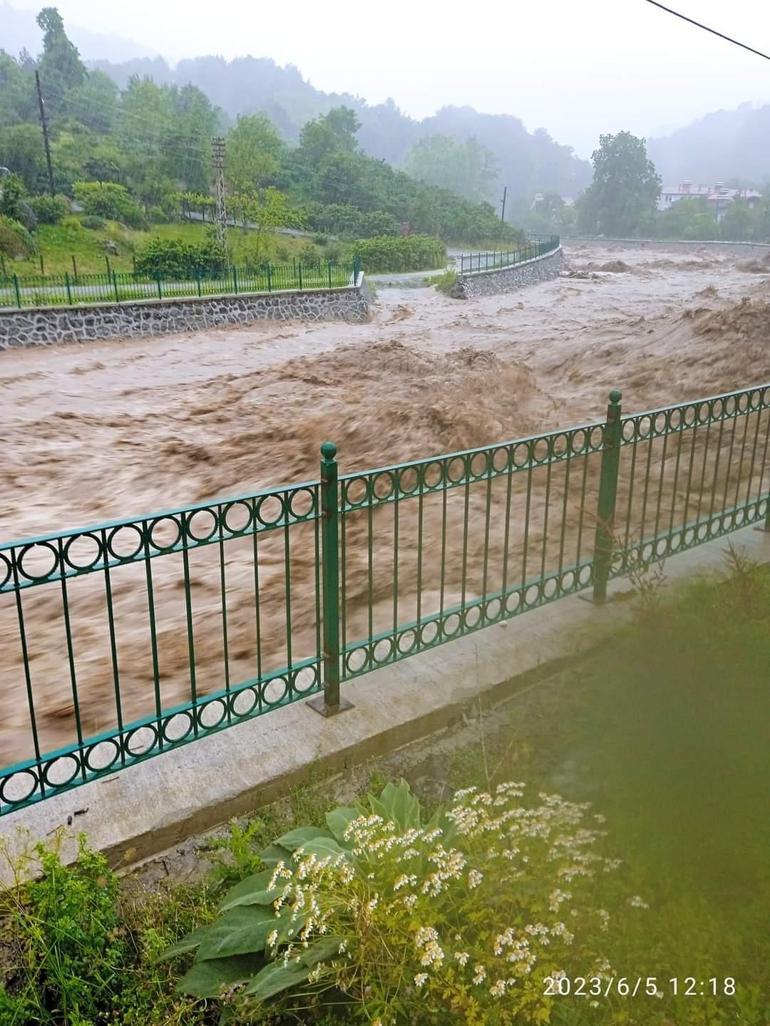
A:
[{"xmin": 1, "ymin": 525, "xmax": 767, "ymax": 883}]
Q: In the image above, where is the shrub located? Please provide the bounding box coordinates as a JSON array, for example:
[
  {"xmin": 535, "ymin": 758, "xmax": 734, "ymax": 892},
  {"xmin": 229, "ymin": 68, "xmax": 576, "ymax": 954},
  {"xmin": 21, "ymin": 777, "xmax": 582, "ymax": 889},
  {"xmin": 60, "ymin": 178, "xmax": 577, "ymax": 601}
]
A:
[
  {"xmin": 0, "ymin": 214, "xmax": 34, "ymax": 258},
  {"xmin": 79, "ymin": 214, "xmax": 106, "ymax": 230},
  {"xmin": 428, "ymin": 269, "xmax": 459, "ymax": 295},
  {"xmin": 73, "ymin": 181, "xmax": 144, "ymax": 228},
  {"xmin": 173, "ymin": 779, "xmax": 624, "ymax": 1024},
  {"xmin": 134, "ymin": 235, "xmax": 228, "ymax": 278},
  {"xmin": 349, "ymin": 234, "xmax": 446, "ymax": 273},
  {"xmin": 29, "ymin": 194, "xmax": 69, "ymax": 225}
]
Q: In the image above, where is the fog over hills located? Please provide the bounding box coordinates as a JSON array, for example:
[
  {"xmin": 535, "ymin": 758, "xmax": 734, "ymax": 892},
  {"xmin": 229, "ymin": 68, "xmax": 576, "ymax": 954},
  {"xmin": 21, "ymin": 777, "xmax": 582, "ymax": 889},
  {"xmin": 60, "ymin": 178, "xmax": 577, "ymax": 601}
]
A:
[{"xmin": 648, "ymin": 102, "xmax": 770, "ymax": 187}]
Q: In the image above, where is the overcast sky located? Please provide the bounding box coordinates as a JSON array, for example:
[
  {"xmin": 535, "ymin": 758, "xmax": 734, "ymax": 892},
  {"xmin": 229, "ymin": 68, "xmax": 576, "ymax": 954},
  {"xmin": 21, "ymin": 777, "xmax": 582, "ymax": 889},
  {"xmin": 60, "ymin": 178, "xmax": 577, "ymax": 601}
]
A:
[{"xmin": 5, "ymin": 0, "xmax": 770, "ymax": 156}]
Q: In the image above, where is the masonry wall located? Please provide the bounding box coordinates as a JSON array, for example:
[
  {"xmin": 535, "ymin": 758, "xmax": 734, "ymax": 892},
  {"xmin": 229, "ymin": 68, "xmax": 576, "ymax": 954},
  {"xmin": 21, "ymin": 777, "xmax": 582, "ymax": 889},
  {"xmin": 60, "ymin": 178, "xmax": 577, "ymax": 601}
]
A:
[
  {"xmin": 0, "ymin": 282, "xmax": 370, "ymax": 348},
  {"xmin": 453, "ymin": 247, "xmax": 564, "ymax": 298}
]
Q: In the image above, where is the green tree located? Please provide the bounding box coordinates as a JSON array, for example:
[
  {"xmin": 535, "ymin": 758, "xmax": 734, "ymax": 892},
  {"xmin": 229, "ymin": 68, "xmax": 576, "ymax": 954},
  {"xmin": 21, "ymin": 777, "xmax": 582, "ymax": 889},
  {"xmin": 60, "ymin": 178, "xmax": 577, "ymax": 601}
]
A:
[
  {"xmin": 404, "ymin": 134, "xmax": 498, "ymax": 203},
  {"xmin": 656, "ymin": 197, "xmax": 717, "ymax": 240},
  {"xmin": 36, "ymin": 7, "xmax": 87, "ymax": 113},
  {"xmin": 577, "ymin": 131, "xmax": 661, "ymax": 236},
  {"xmin": 719, "ymin": 200, "xmax": 753, "ymax": 241},
  {"xmin": 298, "ymin": 106, "xmax": 360, "ymax": 164},
  {"xmin": 226, "ymin": 114, "xmax": 284, "ymax": 195}
]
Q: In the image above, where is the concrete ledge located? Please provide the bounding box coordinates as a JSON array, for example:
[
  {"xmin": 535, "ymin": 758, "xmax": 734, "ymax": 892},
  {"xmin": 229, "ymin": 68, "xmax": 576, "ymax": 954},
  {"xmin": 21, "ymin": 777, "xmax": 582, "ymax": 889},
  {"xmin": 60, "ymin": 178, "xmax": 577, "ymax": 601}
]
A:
[{"xmin": 1, "ymin": 525, "xmax": 767, "ymax": 882}]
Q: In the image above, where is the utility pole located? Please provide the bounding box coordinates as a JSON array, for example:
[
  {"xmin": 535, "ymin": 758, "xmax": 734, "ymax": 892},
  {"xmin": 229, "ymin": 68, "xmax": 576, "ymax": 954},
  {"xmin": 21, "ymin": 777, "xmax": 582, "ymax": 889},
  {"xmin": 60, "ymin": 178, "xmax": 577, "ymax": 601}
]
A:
[
  {"xmin": 211, "ymin": 137, "xmax": 227, "ymax": 251},
  {"xmin": 35, "ymin": 71, "xmax": 55, "ymax": 198},
  {"xmin": 500, "ymin": 185, "xmax": 508, "ymax": 236}
]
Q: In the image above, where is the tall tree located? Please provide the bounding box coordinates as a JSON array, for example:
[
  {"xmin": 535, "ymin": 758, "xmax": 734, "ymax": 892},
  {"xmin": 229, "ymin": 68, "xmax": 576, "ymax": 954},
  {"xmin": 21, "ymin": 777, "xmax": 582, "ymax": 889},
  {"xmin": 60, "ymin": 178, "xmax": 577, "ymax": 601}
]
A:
[
  {"xmin": 404, "ymin": 134, "xmax": 498, "ymax": 203},
  {"xmin": 577, "ymin": 132, "xmax": 661, "ymax": 236},
  {"xmin": 225, "ymin": 114, "xmax": 284, "ymax": 195},
  {"xmin": 35, "ymin": 7, "xmax": 86, "ymax": 112}
]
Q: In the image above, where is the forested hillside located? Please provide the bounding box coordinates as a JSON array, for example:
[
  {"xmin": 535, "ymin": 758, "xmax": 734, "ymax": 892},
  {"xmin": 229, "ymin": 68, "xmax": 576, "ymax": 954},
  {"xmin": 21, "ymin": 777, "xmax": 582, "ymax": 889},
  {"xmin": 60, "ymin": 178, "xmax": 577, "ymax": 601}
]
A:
[
  {"xmin": 88, "ymin": 54, "xmax": 591, "ymax": 203},
  {"xmin": 1, "ymin": 5, "xmax": 532, "ymax": 272}
]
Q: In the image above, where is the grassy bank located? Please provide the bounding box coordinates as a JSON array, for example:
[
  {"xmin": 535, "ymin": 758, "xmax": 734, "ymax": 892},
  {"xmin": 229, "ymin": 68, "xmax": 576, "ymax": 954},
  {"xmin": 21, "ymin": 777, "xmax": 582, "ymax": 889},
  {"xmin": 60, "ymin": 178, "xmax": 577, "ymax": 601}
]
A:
[
  {"xmin": 1, "ymin": 552, "xmax": 767, "ymax": 1025},
  {"xmin": 4, "ymin": 219, "xmax": 325, "ymax": 277}
]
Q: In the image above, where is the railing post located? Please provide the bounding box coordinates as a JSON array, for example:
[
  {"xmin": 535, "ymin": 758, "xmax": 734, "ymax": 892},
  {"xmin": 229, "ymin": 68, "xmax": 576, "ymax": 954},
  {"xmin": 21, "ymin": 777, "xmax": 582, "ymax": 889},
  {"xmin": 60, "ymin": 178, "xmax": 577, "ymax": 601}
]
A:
[
  {"xmin": 13, "ymin": 274, "xmax": 21, "ymax": 308},
  {"xmin": 308, "ymin": 441, "xmax": 353, "ymax": 716},
  {"xmin": 232, "ymin": 265, "xmax": 238, "ymax": 293},
  {"xmin": 592, "ymin": 389, "xmax": 623, "ymax": 602},
  {"xmin": 64, "ymin": 271, "xmax": 73, "ymax": 305},
  {"xmin": 267, "ymin": 262, "xmax": 272, "ymax": 292},
  {"xmin": 112, "ymin": 269, "xmax": 120, "ymax": 303}
]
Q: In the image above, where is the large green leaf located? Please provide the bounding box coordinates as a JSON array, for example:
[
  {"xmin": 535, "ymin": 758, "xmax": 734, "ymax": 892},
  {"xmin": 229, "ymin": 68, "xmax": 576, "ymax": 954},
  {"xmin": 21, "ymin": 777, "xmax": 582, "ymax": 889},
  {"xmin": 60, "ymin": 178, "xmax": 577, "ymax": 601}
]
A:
[
  {"xmin": 292, "ymin": 835, "xmax": 347, "ymax": 860},
  {"xmin": 243, "ymin": 936, "xmax": 344, "ymax": 1001},
  {"xmin": 257, "ymin": 842, "xmax": 292, "ymax": 868},
  {"xmin": 324, "ymin": 805, "xmax": 358, "ymax": 845},
  {"xmin": 158, "ymin": 923, "xmax": 211, "ymax": 961},
  {"xmin": 197, "ymin": 906, "xmax": 278, "ymax": 961},
  {"xmin": 378, "ymin": 779, "xmax": 423, "ymax": 830},
  {"xmin": 220, "ymin": 869, "xmax": 281, "ymax": 911},
  {"xmin": 176, "ymin": 953, "xmax": 260, "ymax": 998},
  {"xmin": 274, "ymin": 825, "xmax": 329, "ymax": 852}
]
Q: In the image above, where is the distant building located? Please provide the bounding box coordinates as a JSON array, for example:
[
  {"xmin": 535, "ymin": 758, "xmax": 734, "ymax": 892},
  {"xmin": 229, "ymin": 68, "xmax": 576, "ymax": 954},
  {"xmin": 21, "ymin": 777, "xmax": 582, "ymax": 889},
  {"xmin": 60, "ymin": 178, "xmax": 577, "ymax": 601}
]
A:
[{"xmin": 658, "ymin": 181, "xmax": 762, "ymax": 221}]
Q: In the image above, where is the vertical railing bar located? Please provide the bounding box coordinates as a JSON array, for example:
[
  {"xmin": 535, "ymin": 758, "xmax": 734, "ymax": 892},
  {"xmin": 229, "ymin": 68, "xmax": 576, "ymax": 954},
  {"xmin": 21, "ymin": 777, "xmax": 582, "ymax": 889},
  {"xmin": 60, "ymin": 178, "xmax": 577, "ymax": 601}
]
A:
[
  {"xmin": 732, "ymin": 405, "xmax": 752, "ymax": 509},
  {"xmin": 56, "ymin": 542, "xmax": 85, "ymax": 777},
  {"xmin": 521, "ymin": 445, "xmax": 534, "ymax": 588},
  {"xmin": 682, "ymin": 420, "xmax": 700, "ymax": 526},
  {"xmin": 415, "ymin": 469, "xmax": 425, "ymax": 626},
  {"xmin": 638, "ymin": 426, "xmax": 656, "ymax": 543},
  {"xmin": 707, "ymin": 414, "xmax": 726, "ymax": 522},
  {"xmin": 695, "ymin": 419, "xmax": 712, "ymax": 523},
  {"xmin": 652, "ymin": 428, "xmax": 669, "ymax": 540},
  {"xmin": 313, "ymin": 489, "xmax": 322, "ymax": 683},
  {"xmin": 439, "ymin": 472, "xmax": 448, "ymax": 617},
  {"xmin": 392, "ymin": 472, "xmax": 400, "ymax": 637},
  {"xmin": 367, "ymin": 481, "xmax": 374, "ymax": 642},
  {"xmin": 283, "ymin": 503, "xmax": 293, "ymax": 677},
  {"xmin": 217, "ymin": 506, "xmax": 232, "ymax": 720},
  {"xmin": 557, "ymin": 436, "xmax": 573, "ymax": 574},
  {"xmin": 755, "ymin": 409, "xmax": 770, "ymax": 529},
  {"xmin": 666, "ymin": 419, "xmax": 685, "ymax": 539},
  {"xmin": 251, "ymin": 501, "xmax": 263, "ymax": 704},
  {"xmin": 481, "ymin": 463, "xmax": 493, "ymax": 603},
  {"xmin": 141, "ymin": 520, "xmax": 163, "ymax": 749},
  {"xmin": 592, "ymin": 390, "xmax": 623, "ymax": 602},
  {"xmin": 500, "ymin": 447, "xmax": 514, "ymax": 601},
  {"xmin": 180, "ymin": 512, "xmax": 198, "ymax": 735},
  {"xmin": 540, "ymin": 454, "xmax": 553, "ymax": 582},
  {"xmin": 460, "ymin": 464, "xmax": 471, "ymax": 610},
  {"xmin": 720, "ymin": 410, "xmax": 739, "ymax": 513},
  {"xmin": 11, "ymin": 552, "xmax": 44, "ymax": 793},
  {"xmin": 100, "ymin": 528, "xmax": 125, "ymax": 763},
  {"xmin": 340, "ymin": 494, "xmax": 348, "ymax": 660},
  {"xmin": 575, "ymin": 446, "xmax": 591, "ymax": 569},
  {"xmin": 743, "ymin": 402, "xmax": 764, "ymax": 510}
]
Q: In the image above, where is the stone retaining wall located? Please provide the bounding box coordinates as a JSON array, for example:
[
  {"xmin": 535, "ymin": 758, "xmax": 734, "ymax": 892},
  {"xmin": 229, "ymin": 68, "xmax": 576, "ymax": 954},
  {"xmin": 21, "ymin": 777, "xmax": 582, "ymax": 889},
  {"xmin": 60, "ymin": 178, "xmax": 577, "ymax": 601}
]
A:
[
  {"xmin": 452, "ymin": 246, "xmax": 564, "ymax": 298},
  {"xmin": 0, "ymin": 281, "xmax": 370, "ymax": 348}
]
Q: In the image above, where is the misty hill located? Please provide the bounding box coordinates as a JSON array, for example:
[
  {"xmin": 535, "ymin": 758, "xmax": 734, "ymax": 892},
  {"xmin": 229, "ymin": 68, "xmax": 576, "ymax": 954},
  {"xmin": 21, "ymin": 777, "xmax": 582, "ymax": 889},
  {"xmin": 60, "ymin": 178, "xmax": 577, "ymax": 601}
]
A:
[
  {"xmin": 90, "ymin": 54, "xmax": 591, "ymax": 201},
  {"xmin": 649, "ymin": 103, "xmax": 770, "ymax": 187},
  {"xmin": 0, "ymin": 2, "xmax": 155, "ymax": 62}
]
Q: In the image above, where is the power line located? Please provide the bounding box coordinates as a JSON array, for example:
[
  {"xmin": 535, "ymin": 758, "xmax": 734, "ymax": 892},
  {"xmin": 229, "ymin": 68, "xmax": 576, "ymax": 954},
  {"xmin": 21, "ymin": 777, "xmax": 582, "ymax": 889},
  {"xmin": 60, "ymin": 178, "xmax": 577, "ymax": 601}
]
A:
[{"xmin": 643, "ymin": 0, "xmax": 770, "ymax": 61}]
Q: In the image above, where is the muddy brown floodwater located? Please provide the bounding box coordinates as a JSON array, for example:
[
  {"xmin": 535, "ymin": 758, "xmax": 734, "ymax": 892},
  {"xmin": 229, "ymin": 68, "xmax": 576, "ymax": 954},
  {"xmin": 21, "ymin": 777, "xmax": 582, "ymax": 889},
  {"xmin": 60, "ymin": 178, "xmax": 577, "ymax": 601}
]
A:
[{"xmin": 1, "ymin": 241, "xmax": 769, "ymax": 766}]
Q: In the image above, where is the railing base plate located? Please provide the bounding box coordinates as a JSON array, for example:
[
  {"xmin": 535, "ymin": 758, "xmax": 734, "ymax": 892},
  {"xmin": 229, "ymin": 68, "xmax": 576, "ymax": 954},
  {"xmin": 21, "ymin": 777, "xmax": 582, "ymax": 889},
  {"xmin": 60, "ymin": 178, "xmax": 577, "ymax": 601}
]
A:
[{"xmin": 306, "ymin": 694, "xmax": 355, "ymax": 717}]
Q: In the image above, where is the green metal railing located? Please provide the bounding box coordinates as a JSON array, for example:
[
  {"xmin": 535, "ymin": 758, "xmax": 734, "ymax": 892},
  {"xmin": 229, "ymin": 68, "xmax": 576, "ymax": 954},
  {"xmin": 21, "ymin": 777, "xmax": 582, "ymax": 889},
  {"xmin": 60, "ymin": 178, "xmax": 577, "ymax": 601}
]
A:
[
  {"xmin": 0, "ymin": 382, "xmax": 768, "ymax": 814},
  {"xmin": 459, "ymin": 235, "xmax": 560, "ymax": 275},
  {"xmin": 0, "ymin": 260, "xmax": 360, "ymax": 310}
]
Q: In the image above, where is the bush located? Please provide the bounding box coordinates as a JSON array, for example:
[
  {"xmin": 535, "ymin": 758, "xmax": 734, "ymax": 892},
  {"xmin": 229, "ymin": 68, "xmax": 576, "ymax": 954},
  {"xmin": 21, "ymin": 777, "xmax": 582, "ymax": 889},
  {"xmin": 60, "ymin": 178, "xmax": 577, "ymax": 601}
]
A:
[
  {"xmin": 73, "ymin": 181, "xmax": 145, "ymax": 228},
  {"xmin": 80, "ymin": 214, "xmax": 106, "ymax": 230},
  {"xmin": 29, "ymin": 194, "xmax": 69, "ymax": 225},
  {"xmin": 134, "ymin": 235, "xmax": 228, "ymax": 278},
  {"xmin": 173, "ymin": 779, "xmax": 623, "ymax": 1024},
  {"xmin": 0, "ymin": 214, "xmax": 34, "ymax": 258},
  {"xmin": 349, "ymin": 234, "xmax": 446, "ymax": 273}
]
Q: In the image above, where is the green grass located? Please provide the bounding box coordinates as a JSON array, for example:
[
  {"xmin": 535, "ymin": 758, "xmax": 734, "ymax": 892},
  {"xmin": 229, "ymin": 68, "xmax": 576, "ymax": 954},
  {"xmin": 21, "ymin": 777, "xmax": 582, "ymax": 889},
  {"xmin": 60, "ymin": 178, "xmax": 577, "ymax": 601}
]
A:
[{"xmin": 5, "ymin": 217, "xmax": 325, "ymax": 277}]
